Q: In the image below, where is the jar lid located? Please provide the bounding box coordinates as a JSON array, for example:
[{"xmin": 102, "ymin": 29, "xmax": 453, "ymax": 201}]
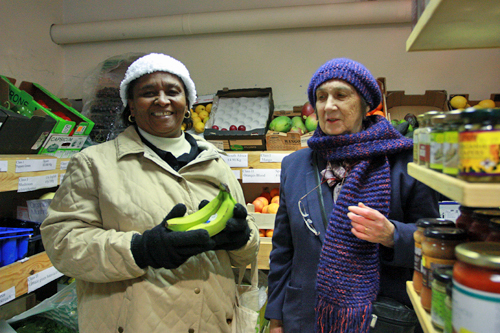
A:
[
  {"xmin": 416, "ymin": 218, "xmax": 455, "ymax": 228},
  {"xmin": 444, "ymin": 110, "xmax": 463, "ymax": 123},
  {"xmin": 459, "ymin": 205, "xmax": 483, "ymax": 213},
  {"xmin": 432, "ymin": 266, "xmax": 453, "ymax": 283},
  {"xmin": 431, "ymin": 114, "xmax": 446, "ymax": 125},
  {"xmin": 489, "ymin": 218, "xmax": 500, "ymax": 231},
  {"xmin": 455, "ymin": 242, "xmax": 500, "ymax": 269},
  {"xmin": 424, "ymin": 111, "xmax": 442, "ymax": 120},
  {"xmin": 460, "ymin": 108, "xmax": 490, "ymax": 123},
  {"xmin": 424, "ymin": 227, "xmax": 467, "ymax": 240},
  {"xmin": 473, "ymin": 209, "xmax": 500, "ymax": 219}
]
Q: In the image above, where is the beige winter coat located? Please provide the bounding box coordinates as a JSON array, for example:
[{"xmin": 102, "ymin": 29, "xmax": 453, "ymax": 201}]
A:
[{"xmin": 41, "ymin": 126, "xmax": 260, "ymax": 333}]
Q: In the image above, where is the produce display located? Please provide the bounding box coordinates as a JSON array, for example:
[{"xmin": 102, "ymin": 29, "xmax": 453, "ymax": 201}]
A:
[
  {"xmin": 190, "ymin": 102, "xmax": 213, "ymax": 133},
  {"xmin": 165, "ymin": 183, "xmax": 236, "ymax": 236},
  {"xmin": 209, "ymin": 96, "xmax": 269, "ymax": 132},
  {"xmin": 251, "ymin": 187, "xmax": 279, "ymax": 238},
  {"xmin": 268, "ymin": 101, "xmax": 318, "ymax": 135},
  {"xmin": 449, "ymin": 95, "xmax": 496, "ymax": 110},
  {"xmin": 10, "ymin": 316, "xmax": 76, "ymax": 333}
]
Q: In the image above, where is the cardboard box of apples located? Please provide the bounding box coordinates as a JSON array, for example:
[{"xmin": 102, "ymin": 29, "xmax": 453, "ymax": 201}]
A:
[{"xmin": 246, "ymin": 187, "xmax": 280, "ymax": 238}]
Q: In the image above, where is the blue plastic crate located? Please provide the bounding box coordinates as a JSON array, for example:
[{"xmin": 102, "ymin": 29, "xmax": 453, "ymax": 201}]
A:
[{"xmin": 0, "ymin": 227, "xmax": 33, "ymax": 267}]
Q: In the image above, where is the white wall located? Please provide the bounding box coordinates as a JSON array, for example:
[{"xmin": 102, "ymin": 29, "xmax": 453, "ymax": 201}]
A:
[{"xmin": 0, "ymin": 0, "xmax": 64, "ymax": 94}]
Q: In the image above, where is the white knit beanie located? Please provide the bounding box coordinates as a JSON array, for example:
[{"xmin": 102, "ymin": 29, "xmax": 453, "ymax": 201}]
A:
[{"xmin": 120, "ymin": 53, "xmax": 197, "ymax": 109}]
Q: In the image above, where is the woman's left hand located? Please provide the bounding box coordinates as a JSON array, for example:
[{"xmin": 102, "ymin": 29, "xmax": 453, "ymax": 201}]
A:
[{"xmin": 347, "ymin": 202, "xmax": 395, "ymax": 248}]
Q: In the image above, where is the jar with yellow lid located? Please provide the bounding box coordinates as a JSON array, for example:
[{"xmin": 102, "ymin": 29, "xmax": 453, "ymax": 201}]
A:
[
  {"xmin": 469, "ymin": 209, "xmax": 500, "ymax": 242},
  {"xmin": 413, "ymin": 218, "xmax": 455, "ymax": 295},
  {"xmin": 442, "ymin": 110, "xmax": 462, "ymax": 176},
  {"xmin": 431, "ymin": 266, "xmax": 453, "ymax": 332},
  {"xmin": 452, "ymin": 242, "xmax": 500, "ymax": 332},
  {"xmin": 430, "ymin": 114, "xmax": 446, "ymax": 172},
  {"xmin": 458, "ymin": 108, "xmax": 500, "ymax": 182},
  {"xmin": 421, "ymin": 227, "xmax": 467, "ymax": 312}
]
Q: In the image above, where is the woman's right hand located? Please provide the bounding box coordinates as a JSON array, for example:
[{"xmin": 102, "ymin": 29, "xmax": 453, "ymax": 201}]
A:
[{"xmin": 269, "ymin": 319, "xmax": 284, "ymax": 333}]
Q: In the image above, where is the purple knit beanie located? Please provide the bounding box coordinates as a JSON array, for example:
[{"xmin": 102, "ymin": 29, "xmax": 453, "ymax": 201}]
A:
[{"xmin": 307, "ymin": 58, "xmax": 382, "ymax": 111}]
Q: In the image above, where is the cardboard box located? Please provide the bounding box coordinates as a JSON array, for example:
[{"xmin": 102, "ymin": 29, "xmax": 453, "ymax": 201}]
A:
[
  {"xmin": 204, "ymin": 88, "xmax": 274, "ymax": 151},
  {"xmin": 0, "ymin": 106, "xmax": 56, "ymax": 154},
  {"xmin": 448, "ymin": 93, "xmax": 500, "ymax": 110},
  {"xmin": 386, "ymin": 90, "xmax": 449, "ymax": 122},
  {"xmin": 0, "ymin": 75, "xmax": 95, "ymax": 157},
  {"xmin": 265, "ymin": 108, "xmax": 314, "ymax": 151}
]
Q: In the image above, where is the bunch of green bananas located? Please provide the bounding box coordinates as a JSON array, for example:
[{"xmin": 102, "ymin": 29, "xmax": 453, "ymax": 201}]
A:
[{"xmin": 165, "ymin": 188, "xmax": 237, "ymax": 237}]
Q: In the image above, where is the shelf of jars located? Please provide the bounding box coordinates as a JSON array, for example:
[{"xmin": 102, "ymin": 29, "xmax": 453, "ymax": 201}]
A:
[
  {"xmin": 0, "ymin": 155, "xmax": 69, "ymax": 193},
  {"xmin": 407, "ymin": 281, "xmax": 437, "ymax": 333},
  {"xmin": 406, "ymin": 0, "xmax": 500, "ymax": 51},
  {"xmin": 407, "ymin": 163, "xmax": 500, "ymax": 208}
]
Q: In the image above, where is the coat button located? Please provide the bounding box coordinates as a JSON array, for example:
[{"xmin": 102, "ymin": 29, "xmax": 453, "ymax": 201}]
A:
[
  {"xmin": 194, "ymin": 287, "xmax": 200, "ymax": 294},
  {"xmin": 188, "ymin": 329, "xmax": 194, "ymax": 333},
  {"xmin": 227, "ymin": 318, "xmax": 233, "ymax": 324},
  {"xmin": 118, "ymin": 327, "xmax": 124, "ymax": 333}
]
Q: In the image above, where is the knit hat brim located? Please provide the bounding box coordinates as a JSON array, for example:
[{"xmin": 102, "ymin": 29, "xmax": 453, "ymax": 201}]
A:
[{"xmin": 120, "ymin": 53, "xmax": 197, "ymax": 109}]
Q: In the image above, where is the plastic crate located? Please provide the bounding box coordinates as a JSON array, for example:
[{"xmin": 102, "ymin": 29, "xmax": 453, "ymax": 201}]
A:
[
  {"xmin": 0, "ymin": 227, "xmax": 33, "ymax": 267},
  {"xmin": 0, "ymin": 218, "xmax": 44, "ymax": 257}
]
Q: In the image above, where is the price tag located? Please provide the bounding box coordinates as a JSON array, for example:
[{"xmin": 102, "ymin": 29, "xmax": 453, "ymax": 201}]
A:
[
  {"xmin": 221, "ymin": 154, "xmax": 249, "ymax": 168},
  {"xmin": 260, "ymin": 153, "xmax": 289, "ymax": 163},
  {"xmin": 242, "ymin": 169, "xmax": 281, "ymax": 183},
  {"xmin": 60, "ymin": 161, "xmax": 69, "ymax": 170},
  {"xmin": 28, "ymin": 266, "xmax": 64, "ymax": 293},
  {"xmin": 0, "ymin": 287, "xmax": 16, "ymax": 307},
  {"xmin": 0, "ymin": 160, "xmax": 7, "ymax": 172},
  {"xmin": 15, "ymin": 159, "xmax": 57, "ymax": 173},
  {"xmin": 18, "ymin": 174, "xmax": 58, "ymax": 192}
]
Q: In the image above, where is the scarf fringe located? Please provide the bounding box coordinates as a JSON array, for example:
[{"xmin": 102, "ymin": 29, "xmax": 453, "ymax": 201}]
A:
[{"xmin": 315, "ymin": 297, "xmax": 372, "ymax": 333}]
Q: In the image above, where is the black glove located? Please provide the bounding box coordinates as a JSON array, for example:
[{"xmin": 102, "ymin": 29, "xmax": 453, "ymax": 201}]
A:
[
  {"xmin": 198, "ymin": 200, "xmax": 251, "ymax": 251},
  {"xmin": 131, "ymin": 203, "xmax": 216, "ymax": 269}
]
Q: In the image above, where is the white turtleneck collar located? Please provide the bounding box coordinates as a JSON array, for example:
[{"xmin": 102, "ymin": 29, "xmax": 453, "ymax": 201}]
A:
[{"xmin": 137, "ymin": 127, "xmax": 191, "ymax": 158}]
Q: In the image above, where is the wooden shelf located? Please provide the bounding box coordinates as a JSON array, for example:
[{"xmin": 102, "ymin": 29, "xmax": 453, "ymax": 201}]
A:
[
  {"xmin": 0, "ymin": 252, "xmax": 54, "ymax": 299},
  {"xmin": 0, "ymin": 155, "xmax": 69, "ymax": 192},
  {"xmin": 408, "ymin": 163, "xmax": 500, "ymax": 207},
  {"xmin": 407, "ymin": 281, "xmax": 437, "ymax": 333},
  {"xmin": 257, "ymin": 238, "xmax": 272, "ymax": 270},
  {"xmin": 406, "ymin": 0, "xmax": 500, "ymax": 51}
]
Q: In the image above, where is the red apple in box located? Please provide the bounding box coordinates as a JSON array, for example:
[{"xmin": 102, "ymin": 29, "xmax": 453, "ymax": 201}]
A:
[{"xmin": 301, "ymin": 102, "xmax": 315, "ymax": 120}]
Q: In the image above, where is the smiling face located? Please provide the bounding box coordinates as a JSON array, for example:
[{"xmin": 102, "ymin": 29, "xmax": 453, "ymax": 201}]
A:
[
  {"xmin": 315, "ymin": 79, "xmax": 369, "ymax": 136},
  {"xmin": 128, "ymin": 71, "xmax": 188, "ymax": 138}
]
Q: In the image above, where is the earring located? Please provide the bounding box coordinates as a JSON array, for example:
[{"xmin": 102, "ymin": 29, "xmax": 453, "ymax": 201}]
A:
[
  {"xmin": 184, "ymin": 110, "xmax": 191, "ymax": 119},
  {"xmin": 128, "ymin": 115, "xmax": 135, "ymax": 123}
]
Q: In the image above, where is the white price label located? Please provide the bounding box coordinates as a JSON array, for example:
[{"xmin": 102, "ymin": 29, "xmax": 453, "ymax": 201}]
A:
[
  {"xmin": 242, "ymin": 169, "xmax": 280, "ymax": 183},
  {"xmin": 260, "ymin": 153, "xmax": 288, "ymax": 163},
  {"xmin": 0, "ymin": 287, "xmax": 16, "ymax": 307},
  {"xmin": 60, "ymin": 161, "xmax": 69, "ymax": 170},
  {"xmin": 15, "ymin": 159, "xmax": 57, "ymax": 173},
  {"xmin": 27, "ymin": 266, "xmax": 64, "ymax": 293},
  {"xmin": 0, "ymin": 160, "xmax": 7, "ymax": 172},
  {"xmin": 221, "ymin": 154, "xmax": 249, "ymax": 168},
  {"xmin": 18, "ymin": 174, "xmax": 58, "ymax": 192}
]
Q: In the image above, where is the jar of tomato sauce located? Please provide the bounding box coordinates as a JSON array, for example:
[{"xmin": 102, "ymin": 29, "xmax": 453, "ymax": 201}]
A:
[
  {"xmin": 421, "ymin": 227, "xmax": 467, "ymax": 312},
  {"xmin": 486, "ymin": 218, "xmax": 500, "ymax": 242},
  {"xmin": 452, "ymin": 242, "xmax": 500, "ymax": 332},
  {"xmin": 413, "ymin": 218, "xmax": 455, "ymax": 295},
  {"xmin": 469, "ymin": 209, "xmax": 500, "ymax": 242},
  {"xmin": 455, "ymin": 205, "xmax": 480, "ymax": 232}
]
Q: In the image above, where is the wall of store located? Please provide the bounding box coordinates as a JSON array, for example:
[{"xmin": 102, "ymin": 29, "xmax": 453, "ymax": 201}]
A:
[{"xmin": 2, "ymin": 0, "xmax": 500, "ymax": 110}]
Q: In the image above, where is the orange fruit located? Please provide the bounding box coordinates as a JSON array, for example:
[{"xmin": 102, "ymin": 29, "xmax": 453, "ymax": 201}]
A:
[
  {"xmin": 255, "ymin": 196, "xmax": 269, "ymax": 206},
  {"xmin": 252, "ymin": 198, "xmax": 265, "ymax": 213},
  {"xmin": 271, "ymin": 196, "xmax": 279, "ymax": 205},
  {"xmin": 260, "ymin": 191, "xmax": 272, "ymax": 202},
  {"xmin": 259, "ymin": 229, "xmax": 266, "ymax": 237},
  {"xmin": 267, "ymin": 203, "xmax": 279, "ymax": 214},
  {"xmin": 262, "ymin": 205, "xmax": 269, "ymax": 214},
  {"xmin": 270, "ymin": 187, "xmax": 279, "ymax": 198},
  {"xmin": 266, "ymin": 229, "xmax": 274, "ymax": 237}
]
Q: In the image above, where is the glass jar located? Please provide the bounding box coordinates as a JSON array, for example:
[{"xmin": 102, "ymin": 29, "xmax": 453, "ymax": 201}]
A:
[
  {"xmin": 421, "ymin": 227, "xmax": 467, "ymax": 312},
  {"xmin": 455, "ymin": 205, "xmax": 480, "ymax": 232},
  {"xmin": 443, "ymin": 281, "xmax": 453, "ymax": 333},
  {"xmin": 413, "ymin": 218, "xmax": 455, "ymax": 295},
  {"xmin": 469, "ymin": 209, "xmax": 500, "ymax": 242},
  {"xmin": 413, "ymin": 114, "xmax": 425, "ymax": 164},
  {"xmin": 430, "ymin": 114, "xmax": 446, "ymax": 172},
  {"xmin": 431, "ymin": 267, "xmax": 453, "ymax": 332},
  {"xmin": 442, "ymin": 110, "xmax": 462, "ymax": 176},
  {"xmin": 458, "ymin": 108, "xmax": 500, "ymax": 182},
  {"xmin": 420, "ymin": 111, "xmax": 441, "ymax": 167},
  {"xmin": 486, "ymin": 218, "xmax": 500, "ymax": 242},
  {"xmin": 453, "ymin": 242, "xmax": 500, "ymax": 332}
]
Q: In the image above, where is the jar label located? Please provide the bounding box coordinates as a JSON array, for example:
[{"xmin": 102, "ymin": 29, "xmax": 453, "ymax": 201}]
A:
[
  {"xmin": 452, "ymin": 280, "xmax": 500, "ymax": 332},
  {"xmin": 443, "ymin": 131, "xmax": 459, "ymax": 175},
  {"xmin": 414, "ymin": 243, "xmax": 422, "ymax": 271},
  {"xmin": 459, "ymin": 130, "xmax": 500, "ymax": 176},
  {"xmin": 430, "ymin": 132, "xmax": 444, "ymax": 169},
  {"xmin": 422, "ymin": 255, "xmax": 454, "ymax": 288},
  {"xmin": 431, "ymin": 286, "xmax": 447, "ymax": 329}
]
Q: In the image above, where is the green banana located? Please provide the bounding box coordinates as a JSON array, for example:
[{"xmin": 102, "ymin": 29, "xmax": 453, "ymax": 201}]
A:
[
  {"xmin": 186, "ymin": 191, "xmax": 237, "ymax": 236},
  {"xmin": 165, "ymin": 190, "xmax": 225, "ymax": 232}
]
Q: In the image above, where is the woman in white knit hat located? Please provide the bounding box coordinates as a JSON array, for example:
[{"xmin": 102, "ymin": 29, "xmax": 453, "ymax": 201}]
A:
[{"xmin": 41, "ymin": 53, "xmax": 260, "ymax": 333}]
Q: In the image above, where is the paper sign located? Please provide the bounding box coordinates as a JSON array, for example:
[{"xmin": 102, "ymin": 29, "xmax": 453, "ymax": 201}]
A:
[
  {"xmin": 60, "ymin": 161, "xmax": 69, "ymax": 170},
  {"xmin": 18, "ymin": 174, "xmax": 58, "ymax": 192},
  {"xmin": 15, "ymin": 159, "xmax": 57, "ymax": 173},
  {"xmin": 232, "ymin": 170, "xmax": 240, "ymax": 179},
  {"xmin": 221, "ymin": 154, "xmax": 249, "ymax": 168},
  {"xmin": 27, "ymin": 266, "xmax": 64, "ymax": 293},
  {"xmin": 260, "ymin": 153, "xmax": 289, "ymax": 163},
  {"xmin": 0, "ymin": 160, "xmax": 7, "ymax": 172},
  {"xmin": 242, "ymin": 169, "xmax": 281, "ymax": 183},
  {"xmin": 0, "ymin": 287, "xmax": 16, "ymax": 307}
]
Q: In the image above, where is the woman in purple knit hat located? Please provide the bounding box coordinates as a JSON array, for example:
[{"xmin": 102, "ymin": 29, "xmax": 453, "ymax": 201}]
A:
[{"xmin": 265, "ymin": 58, "xmax": 439, "ymax": 333}]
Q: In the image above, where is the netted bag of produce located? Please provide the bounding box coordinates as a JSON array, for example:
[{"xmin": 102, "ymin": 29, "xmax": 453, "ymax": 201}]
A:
[{"xmin": 81, "ymin": 53, "xmax": 145, "ymax": 144}]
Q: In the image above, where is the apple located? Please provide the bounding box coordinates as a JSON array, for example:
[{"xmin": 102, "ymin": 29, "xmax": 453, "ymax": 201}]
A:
[
  {"xmin": 301, "ymin": 102, "xmax": 315, "ymax": 120},
  {"xmin": 221, "ymin": 128, "xmax": 228, "ymax": 131},
  {"xmin": 238, "ymin": 125, "xmax": 246, "ymax": 131},
  {"xmin": 212, "ymin": 125, "xmax": 219, "ymax": 130},
  {"xmin": 229, "ymin": 125, "xmax": 237, "ymax": 131}
]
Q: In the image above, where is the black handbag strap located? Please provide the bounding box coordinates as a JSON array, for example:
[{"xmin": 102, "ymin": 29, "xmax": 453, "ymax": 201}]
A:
[{"xmin": 312, "ymin": 152, "xmax": 329, "ymax": 229}]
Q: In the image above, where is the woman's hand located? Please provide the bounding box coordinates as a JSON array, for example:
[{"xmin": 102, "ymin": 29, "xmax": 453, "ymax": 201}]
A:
[
  {"xmin": 269, "ymin": 319, "xmax": 284, "ymax": 333},
  {"xmin": 347, "ymin": 202, "xmax": 395, "ymax": 248}
]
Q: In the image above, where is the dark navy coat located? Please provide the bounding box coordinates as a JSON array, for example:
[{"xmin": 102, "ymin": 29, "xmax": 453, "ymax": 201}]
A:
[{"xmin": 265, "ymin": 147, "xmax": 440, "ymax": 332}]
